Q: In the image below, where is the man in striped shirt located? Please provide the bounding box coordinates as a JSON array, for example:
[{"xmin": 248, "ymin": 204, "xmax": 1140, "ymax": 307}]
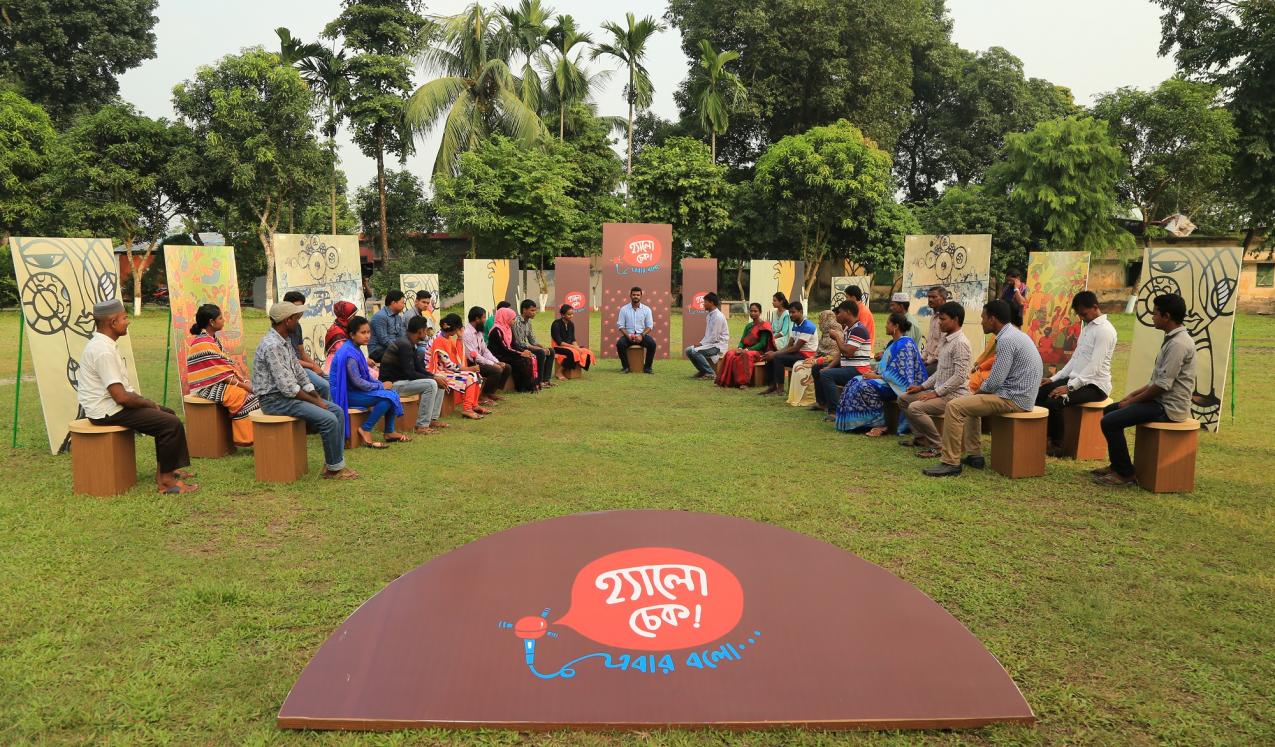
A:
[
  {"xmin": 812, "ymin": 300, "xmax": 873, "ymax": 414},
  {"xmin": 923, "ymin": 299, "xmax": 1043, "ymax": 477}
]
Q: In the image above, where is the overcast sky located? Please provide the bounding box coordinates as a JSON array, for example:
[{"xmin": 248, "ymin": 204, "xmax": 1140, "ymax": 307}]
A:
[{"xmin": 118, "ymin": 0, "xmax": 1177, "ymax": 193}]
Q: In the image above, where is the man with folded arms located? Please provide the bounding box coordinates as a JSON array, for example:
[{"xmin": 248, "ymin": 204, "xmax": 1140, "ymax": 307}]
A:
[
  {"xmin": 1036, "ymin": 291, "xmax": 1117, "ymax": 456},
  {"xmin": 898, "ymin": 301, "xmax": 972, "ymax": 456},
  {"xmin": 923, "ymin": 300, "xmax": 1042, "ymax": 477}
]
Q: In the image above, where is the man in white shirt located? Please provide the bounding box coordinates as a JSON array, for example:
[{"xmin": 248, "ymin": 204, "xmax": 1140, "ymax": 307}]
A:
[
  {"xmin": 1035, "ymin": 291, "xmax": 1117, "ymax": 455},
  {"xmin": 686, "ymin": 292, "xmax": 729, "ymax": 379},
  {"xmin": 78, "ymin": 299, "xmax": 196, "ymax": 494},
  {"xmin": 616, "ymin": 286, "xmax": 657, "ymax": 373}
]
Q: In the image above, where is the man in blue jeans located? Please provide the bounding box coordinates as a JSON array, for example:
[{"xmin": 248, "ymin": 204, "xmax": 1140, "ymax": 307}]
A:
[
  {"xmin": 813, "ymin": 300, "xmax": 873, "ymax": 413},
  {"xmin": 282, "ymin": 291, "xmax": 331, "ymax": 401},
  {"xmin": 253, "ymin": 303, "xmax": 358, "ymax": 480},
  {"xmin": 1093, "ymin": 293, "xmax": 1196, "ymax": 487}
]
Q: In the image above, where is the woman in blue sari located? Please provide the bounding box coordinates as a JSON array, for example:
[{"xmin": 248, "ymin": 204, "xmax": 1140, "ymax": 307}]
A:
[
  {"xmin": 330, "ymin": 316, "xmax": 407, "ymax": 448},
  {"xmin": 835, "ymin": 313, "xmax": 927, "ymax": 436}
]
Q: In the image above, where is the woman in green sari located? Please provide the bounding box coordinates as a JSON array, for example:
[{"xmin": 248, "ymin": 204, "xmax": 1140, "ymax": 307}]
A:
[{"xmin": 715, "ymin": 303, "xmax": 775, "ymax": 388}]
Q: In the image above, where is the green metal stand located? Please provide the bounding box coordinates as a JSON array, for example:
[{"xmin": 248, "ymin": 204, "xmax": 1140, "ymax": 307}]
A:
[{"xmin": 11, "ymin": 319, "xmax": 24, "ymax": 448}]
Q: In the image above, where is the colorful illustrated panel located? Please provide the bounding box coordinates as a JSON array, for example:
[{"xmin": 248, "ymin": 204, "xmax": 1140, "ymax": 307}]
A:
[
  {"xmin": 1127, "ymin": 246, "xmax": 1241, "ymax": 431},
  {"xmin": 902, "ymin": 235, "xmax": 992, "ymax": 358},
  {"xmin": 681, "ymin": 258, "xmax": 718, "ymax": 355},
  {"xmin": 748, "ymin": 260, "xmax": 805, "ymax": 331},
  {"xmin": 1022, "ymin": 252, "xmax": 1090, "ymax": 373},
  {"xmin": 8, "ymin": 237, "xmax": 141, "ymax": 454},
  {"xmin": 273, "ymin": 234, "xmax": 363, "ymax": 365},
  {"xmin": 601, "ymin": 224, "xmax": 672, "ymax": 359},
  {"xmin": 277, "ymin": 510, "xmax": 1035, "ymax": 731},
  {"xmin": 164, "ymin": 245, "xmax": 245, "ymax": 395},
  {"xmin": 400, "ymin": 273, "xmax": 439, "ymax": 329},
  {"xmin": 553, "ymin": 257, "xmax": 592, "ymax": 351},
  {"xmin": 831, "ymin": 276, "xmax": 872, "ymax": 310},
  {"xmin": 463, "ymin": 259, "xmax": 519, "ymax": 316}
]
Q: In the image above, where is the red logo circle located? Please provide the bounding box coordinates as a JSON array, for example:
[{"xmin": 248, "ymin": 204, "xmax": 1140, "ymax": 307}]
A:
[
  {"xmin": 565, "ymin": 291, "xmax": 587, "ymax": 310},
  {"xmin": 622, "ymin": 234, "xmax": 663, "ymax": 269},
  {"xmin": 690, "ymin": 292, "xmax": 707, "ymax": 310}
]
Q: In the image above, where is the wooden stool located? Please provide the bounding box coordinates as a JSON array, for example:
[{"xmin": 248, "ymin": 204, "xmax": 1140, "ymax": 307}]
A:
[
  {"xmin": 182, "ymin": 394, "xmax": 234, "ymax": 458},
  {"xmin": 884, "ymin": 400, "xmax": 900, "ymax": 435},
  {"xmin": 249, "ymin": 412, "xmax": 307, "ymax": 483},
  {"xmin": 751, "ymin": 362, "xmax": 767, "ymax": 388},
  {"xmin": 990, "ymin": 406, "xmax": 1048, "ymax": 479},
  {"xmin": 1062, "ymin": 399, "xmax": 1113, "ymax": 460},
  {"xmin": 395, "ymin": 394, "xmax": 421, "ymax": 433},
  {"xmin": 345, "ymin": 408, "xmax": 369, "ymax": 449},
  {"xmin": 69, "ymin": 419, "xmax": 136, "ymax": 496},
  {"xmin": 564, "ymin": 365, "xmax": 582, "ymax": 380},
  {"xmin": 1135, "ymin": 419, "xmax": 1199, "ymax": 493},
  {"xmin": 441, "ymin": 393, "xmax": 456, "ymax": 418},
  {"xmin": 625, "ymin": 344, "xmax": 646, "ymax": 372},
  {"xmin": 713, "ymin": 357, "xmax": 724, "ymax": 377},
  {"xmin": 502, "ymin": 373, "xmax": 516, "ymax": 391}
]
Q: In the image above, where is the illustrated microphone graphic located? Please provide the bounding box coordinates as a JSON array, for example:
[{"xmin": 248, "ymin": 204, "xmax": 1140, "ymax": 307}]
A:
[{"xmin": 498, "ymin": 608, "xmax": 555, "ymax": 666}]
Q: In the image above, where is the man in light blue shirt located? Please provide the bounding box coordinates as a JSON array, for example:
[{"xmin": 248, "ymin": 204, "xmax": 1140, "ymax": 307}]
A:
[
  {"xmin": 685, "ymin": 292, "xmax": 729, "ymax": 378},
  {"xmin": 616, "ymin": 286, "xmax": 657, "ymax": 373}
]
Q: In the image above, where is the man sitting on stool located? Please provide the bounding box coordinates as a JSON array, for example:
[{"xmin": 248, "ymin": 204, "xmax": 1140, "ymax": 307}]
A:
[
  {"xmin": 759, "ymin": 301, "xmax": 817, "ymax": 396},
  {"xmin": 616, "ymin": 286, "xmax": 657, "ymax": 373},
  {"xmin": 686, "ymin": 292, "xmax": 729, "ymax": 379},
  {"xmin": 1093, "ymin": 293, "xmax": 1195, "ymax": 488},
  {"xmin": 1036, "ymin": 290, "xmax": 1117, "ymax": 455},
  {"xmin": 514, "ymin": 299, "xmax": 556, "ymax": 387},
  {"xmin": 898, "ymin": 301, "xmax": 972, "ymax": 455},
  {"xmin": 380, "ymin": 315, "xmax": 449, "ymax": 434},
  {"xmin": 923, "ymin": 299, "xmax": 1042, "ymax": 478},
  {"xmin": 810, "ymin": 300, "xmax": 872, "ymax": 408},
  {"xmin": 78, "ymin": 299, "xmax": 196, "ymax": 494}
]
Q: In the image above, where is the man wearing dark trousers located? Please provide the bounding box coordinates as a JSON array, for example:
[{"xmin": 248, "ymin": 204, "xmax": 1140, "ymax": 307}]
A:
[
  {"xmin": 1035, "ymin": 291, "xmax": 1117, "ymax": 455},
  {"xmin": 514, "ymin": 299, "xmax": 556, "ymax": 386},
  {"xmin": 615, "ymin": 286, "xmax": 657, "ymax": 373},
  {"xmin": 758, "ymin": 301, "xmax": 816, "ymax": 396}
]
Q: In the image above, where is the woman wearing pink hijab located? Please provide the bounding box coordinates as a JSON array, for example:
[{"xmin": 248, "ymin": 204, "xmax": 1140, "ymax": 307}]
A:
[
  {"xmin": 322, "ymin": 300, "xmax": 362, "ymax": 376},
  {"xmin": 486, "ymin": 306, "xmax": 538, "ymax": 392}
]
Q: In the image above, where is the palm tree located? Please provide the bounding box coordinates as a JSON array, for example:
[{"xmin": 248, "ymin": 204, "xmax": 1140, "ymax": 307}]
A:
[
  {"xmin": 299, "ymin": 47, "xmax": 351, "ymax": 234},
  {"xmin": 498, "ymin": 0, "xmax": 553, "ymax": 112},
  {"xmin": 275, "ymin": 27, "xmax": 323, "ymax": 66},
  {"xmin": 540, "ymin": 15, "xmax": 603, "ymax": 140},
  {"xmin": 593, "ymin": 13, "xmax": 663, "ymax": 175},
  {"xmin": 405, "ymin": 3, "xmax": 548, "ymax": 175},
  {"xmin": 690, "ymin": 39, "xmax": 748, "ymax": 161}
]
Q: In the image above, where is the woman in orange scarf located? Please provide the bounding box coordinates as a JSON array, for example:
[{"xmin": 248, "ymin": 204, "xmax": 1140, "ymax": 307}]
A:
[
  {"xmin": 550, "ymin": 304, "xmax": 595, "ymax": 377},
  {"xmin": 185, "ymin": 304, "xmax": 259, "ymax": 446},
  {"xmin": 429, "ymin": 314, "xmax": 491, "ymax": 419}
]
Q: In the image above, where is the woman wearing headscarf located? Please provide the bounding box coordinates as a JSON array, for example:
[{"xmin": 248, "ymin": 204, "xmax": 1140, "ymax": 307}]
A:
[
  {"xmin": 835, "ymin": 313, "xmax": 927, "ymax": 435},
  {"xmin": 329, "ymin": 315, "xmax": 406, "ymax": 448},
  {"xmin": 322, "ymin": 300, "xmax": 360, "ymax": 375},
  {"xmin": 185, "ymin": 303, "xmax": 259, "ymax": 446},
  {"xmin": 428, "ymin": 313, "xmax": 490, "ymax": 419},
  {"xmin": 787, "ymin": 309, "xmax": 842, "ymax": 406},
  {"xmin": 487, "ymin": 306, "xmax": 538, "ymax": 392},
  {"xmin": 715, "ymin": 302, "xmax": 774, "ymax": 388}
]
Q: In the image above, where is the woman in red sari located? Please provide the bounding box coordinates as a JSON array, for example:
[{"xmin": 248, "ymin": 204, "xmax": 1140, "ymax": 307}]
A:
[{"xmin": 715, "ymin": 303, "xmax": 775, "ymax": 388}]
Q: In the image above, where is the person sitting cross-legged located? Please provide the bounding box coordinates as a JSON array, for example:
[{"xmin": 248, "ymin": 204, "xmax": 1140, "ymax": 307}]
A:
[
  {"xmin": 378, "ymin": 315, "xmax": 449, "ymax": 434},
  {"xmin": 254, "ymin": 303, "xmax": 357, "ymax": 479},
  {"xmin": 330, "ymin": 315, "xmax": 407, "ymax": 448},
  {"xmin": 686, "ymin": 292, "xmax": 730, "ymax": 379},
  {"xmin": 811, "ymin": 300, "xmax": 873, "ymax": 412},
  {"xmin": 758, "ymin": 301, "xmax": 817, "ymax": 396},
  {"xmin": 1092, "ymin": 293, "xmax": 1196, "ymax": 488},
  {"xmin": 922, "ymin": 299, "xmax": 1043, "ymax": 477},
  {"xmin": 80, "ymin": 299, "xmax": 197, "ymax": 494},
  {"xmin": 897, "ymin": 301, "xmax": 972, "ymax": 456},
  {"xmin": 1035, "ymin": 290, "xmax": 1117, "ymax": 456}
]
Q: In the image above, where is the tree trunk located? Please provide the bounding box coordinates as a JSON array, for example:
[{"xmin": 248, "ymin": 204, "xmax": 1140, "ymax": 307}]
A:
[
  {"xmin": 376, "ymin": 126, "xmax": 389, "ymax": 263},
  {"xmin": 130, "ymin": 250, "xmax": 143, "ymax": 317},
  {"xmin": 260, "ymin": 203, "xmax": 277, "ymax": 308},
  {"xmin": 626, "ymin": 67, "xmax": 635, "ymax": 175},
  {"xmin": 735, "ymin": 261, "xmax": 745, "ymax": 301},
  {"xmin": 330, "ymin": 169, "xmax": 338, "ymax": 236},
  {"xmin": 802, "ymin": 258, "xmax": 821, "ymax": 305},
  {"xmin": 711, "ymin": 131, "xmax": 716, "ymax": 162},
  {"xmin": 560, "ymin": 105, "xmax": 565, "ymax": 141}
]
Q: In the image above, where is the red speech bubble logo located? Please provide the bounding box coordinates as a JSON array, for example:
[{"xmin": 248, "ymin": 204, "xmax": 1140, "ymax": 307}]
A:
[
  {"xmin": 565, "ymin": 291, "xmax": 587, "ymax": 310},
  {"xmin": 554, "ymin": 547, "xmax": 743, "ymax": 651},
  {"xmin": 616, "ymin": 235, "xmax": 663, "ymax": 269},
  {"xmin": 690, "ymin": 292, "xmax": 708, "ymax": 311}
]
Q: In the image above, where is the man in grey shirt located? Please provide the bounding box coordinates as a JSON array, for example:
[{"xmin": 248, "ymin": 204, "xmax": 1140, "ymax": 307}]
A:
[
  {"xmin": 1094, "ymin": 293, "xmax": 1196, "ymax": 487},
  {"xmin": 924, "ymin": 299, "xmax": 1043, "ymax": 477},
  {"xmin": 513, "ymin": 299, "xmax": 556, "ymax": 386}
]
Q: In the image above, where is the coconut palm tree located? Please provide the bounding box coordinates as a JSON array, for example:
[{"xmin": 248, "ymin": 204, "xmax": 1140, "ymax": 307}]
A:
[
  {"xmin": 498, "ymin": 0, "xmax": 553, "ymax": 112},
  {"xmin": 405, "ymin": 3, "xmax": 548, "ymax": 175},
  {"xmin": 593, "ymin": 13, "xmax": 663, "ymax": 175},
  {"xmin": 690, "ymin": 39, "xmax": 748, "ymax": 162},
  {"xmin": 539, "ymin": 15, "xmax": 605, "ymax": 140},
  {"xmin": 275, "ymin": 27, "xmax": 323, "ymax": 67},
  {"xmin": 299, "ymin": 46, "xmax": 351, "ymax": 234}
]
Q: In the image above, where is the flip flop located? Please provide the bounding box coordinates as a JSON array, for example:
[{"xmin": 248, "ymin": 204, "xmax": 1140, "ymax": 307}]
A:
[
  {"xmin": 1092, "ymin": 472, "xmax": 1137, "ymax": 487},
  {"xmin": 358, "ymin": 434, "xmax": 388, "ymax": 449},
  {"xmin": 385, "ymin": 434, "xmax": 412, "ymax": 444},
  {"xmin": 414, "ymin": 427, "xmax": 437, "ymax": 435},
  {"xmin": 174, "ymin": 469, "xmax": 196, "ymax": 479},
  {"xmin": 916, "ymin": 448, "xmax": 941, "ymax": 458},
  {"xmin": 462, "ymin": 410, "xmax": 484, "ymax": 420},
  {"xmin": 865, "ymin": 427, "xmax": 888, "ymax": 438},
  {"xmin": 159, "ymin": 481, "xmax": 199, "ymax": 495},
  {"xmin": 321, "ymin": 468, "xmax": 360, "ymax": 480},
  {"xmin": 431, "ymin": 421, "xmax": 450, "ymax": 429}
]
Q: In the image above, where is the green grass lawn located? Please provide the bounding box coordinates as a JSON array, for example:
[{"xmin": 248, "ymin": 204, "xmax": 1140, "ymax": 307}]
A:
[{"xmin": 0, "ymin": 307, "xmax": 1272, "ymax": 745}]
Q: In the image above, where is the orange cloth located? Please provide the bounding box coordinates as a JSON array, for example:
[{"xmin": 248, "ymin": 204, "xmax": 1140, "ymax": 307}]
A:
[
  {"xmin": 968, "ymin": 338, "xmax": 997, "ymax": 391},
  {"xmin": 220, "ymin": 384, "xmax": 254, "ymax": 446},
  {"xmin": 553, "ymin": 343, "xmax": 595, "ymax": 370}
]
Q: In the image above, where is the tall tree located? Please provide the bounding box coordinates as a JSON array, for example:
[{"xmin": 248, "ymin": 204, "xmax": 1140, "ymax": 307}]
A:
[
  {"xmin": 593, "ymin": 12, "xmax": 663, "ymax": 175},
  {"xmin": 629, "ymin": 137, "xmax": 732, "ymax": 258},
  {"xmin": 1092, "ymin": 77, "xmax": 1236, "ymax": 240},
  {"xmin": 355, "ymin": 169, "xmax": 440, "ymax": 249},
  {"xmin": 540, "ymin": 15, "xmax": 600, "ymax": 140},
  {"xmin": 753, "ymin": 120, "xmax": 895, "ymax": 300},
  {"xmin": 299, "ymin": 46, "xmax": 353, "ymax": 234},
  {"xmin": 405, "ymin": 3, "xmax": 547, "ymax": 176},
  {"xmin": 0, "ymin": 0, "xmax": 159, "ymax": 121},
  {"xmin": 987, "ymin": 116, "xmax": 1133, "ymax": 255},
  {"xmin": 172, "ymin": 48, "xmax": 326, "ymax": 307},
  {"xmin": 0, "ymin": 90, "xmax": 64, "ymax": 245},
  {"xmin": 324, "ymin": 0, "xmax": 430, "ymax": 263},
  {"xmin": 689, "ymin": 39, "xmax": 748, "ymax": 161},
  {"xmin": 498, "ymin": 0, "xmax": 554, "ymax": 112},
  {"xmin": 276, "ymin": 27, "xmax": 324, "ymax": 66}
]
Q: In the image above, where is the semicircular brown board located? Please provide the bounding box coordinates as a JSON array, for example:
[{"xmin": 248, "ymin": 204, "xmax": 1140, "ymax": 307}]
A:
[{"xmin": 278, "ymin": 511, "xmax": 1035, "ymax": 731}]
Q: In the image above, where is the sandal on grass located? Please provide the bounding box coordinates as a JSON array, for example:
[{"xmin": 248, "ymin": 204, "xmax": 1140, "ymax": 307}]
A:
[
  {"xmin": 462, "ymin": 410, "xmax": 484, "ymax": 420},
  {"xmin": 865, "ymin": 426, "xmax": 888, "ymax": 437},
  {"xmin": 1092, "ymin": 472, "xmax": 1137, "ymax": 487},
  {"xmin": 385, "ymin": 434, "xmax": 412, "ymax": 443},
  {"xmin": 430, "ymin": 421, "xmax": 450, "ymax": 429},
  {"xmin": 321, "ymin": 468, "xmax": 360, "ymax": 480},
  {"xmin": 358, "ymin": 432, "xmax": 388, "ymax": 449},
  {"xmin": 916, "ymin": 448, "xmax": 941, "ymax": 458},
  {"xmin": 159, "ymin": 481, "xmax": 199, "ymax": 495}
]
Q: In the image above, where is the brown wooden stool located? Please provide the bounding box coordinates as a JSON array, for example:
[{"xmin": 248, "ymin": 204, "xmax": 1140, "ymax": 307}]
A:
[
  {"xmin": 249, "ymin": 412, "xmax": 307, "ymax": 483},
  {"xmin": 182, "ymin": 394, "xmax": 234, "ymax": 458},
  {"xmin": 1135, "ymin": 419, "xmax": 1199, "ymax": 493},
  {"xmin": 440, "ymin": 393, "xmax": 456, "ymax": 418},
  {"xmin": 502, "ymin": 374, "xmax": 516, "ymax": 392},
  {"xmin": 713, "ymin": 357, "xmax": 724, "ymax": 377},
  {"xmin": 751, "ymin": 361, "xmax": 767, "ymax": 388},
  {"xmin": 990, "ymin": 406, "xmax": 1048, "ymax": 478},
  {"xmin": 395, "ymin": 394, "xmax": 420, "ymax": 433},
  {"xmin": 624, "ymin": 344, "xmax": 646, "ymax": 372},
  {"xmin": 564, "ymin": 365, "xmax": 582, "ymax": 380},
  {"xmin": 884, "ymin": 400, "xmax": 900, "ymax": 435},
  {"xmin": 345, "ymin": 408, "xmax": 369, "ymax": 449},
  {"xmin": 69, "ymin": 419, "xmax": 136, "ymax": 496},
  {"xmin": 1062, "ymin": 398, "xmax": 1113, "ymax": 460}
]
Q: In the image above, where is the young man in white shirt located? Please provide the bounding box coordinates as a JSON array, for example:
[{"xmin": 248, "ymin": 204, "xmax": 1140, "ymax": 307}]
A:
[
  {"xmin": 686, "ymin": 292, "xmax": 729, "ymax": 379},
  {"xmin": 78, "ymin": 299, "xmax": 196, "ymax": 494},
  {"xmin": 1035, "ymin": 290, "xmax": 1117, "ymax": 455}
]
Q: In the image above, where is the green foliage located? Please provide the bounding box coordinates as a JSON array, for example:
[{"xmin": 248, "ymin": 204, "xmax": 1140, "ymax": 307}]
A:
[
  {"xmin": 539, "ymin": 14, "xmax": 602, "ymax": 140},
  {"xmin": 370, "ymin": 249, "xmax": 462, "ymax": 300},
  {"xmin": 753, "ymin": 120, "xmax": 894, "ymax": 295},
  {"xmin": 850, "ymin": 199, "xmax": 921, "ymax": 276},
  {"xmin": 629, "ymin": 137, "xmax": 732, "ymax": 258},
  {"xmin": 0, "ymin": 90, "xmax": 63, "ymax": 242},
  {"xmin": 988, "ymin": 116, "xmax": 1134, "ymax": 256},
  {"xmin": 593, "ymin": 12, "xmax": 664, "ymax": 173},
  {"xmin": 915, "ymin": 184, "xmax": 1034, "ymax": 279},
  {"xmin": 354, "ymin": 169, "xmax": 440, "ymax": 248},
  {"xmin": 498, "ymin": 0, "xmax": 554, "ymax": 112},
  {"xmin": 0, "ymin": 0, "xmax": 159, "ymax": 121},
  {"xmin": 689, "ymin": 39, "xmax": 748, "ymax": 160},
  {"xmin": 554, "ymin": 105, "xmax": 625, "ymax": 254},
  {"xmin": 1092, "ymin": 78, "xmax": 1236, "ymax": 234}
]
